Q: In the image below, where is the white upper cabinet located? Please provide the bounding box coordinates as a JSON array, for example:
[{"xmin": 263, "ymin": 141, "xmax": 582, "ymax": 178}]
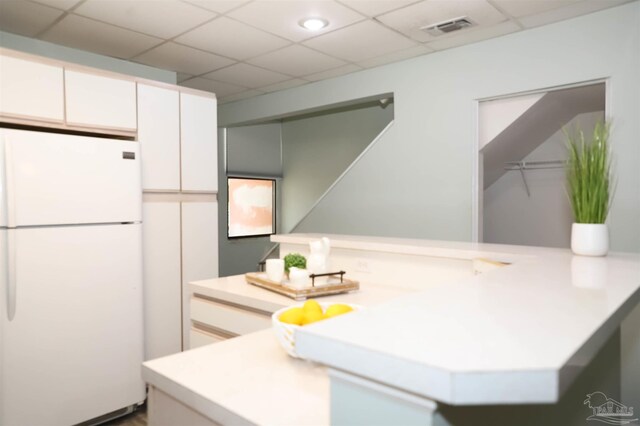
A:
[
  {"xmin": 180, "ymin": 93, "xmax": 217, "ymax": 192},
  {"xmin": 138, "ymin": 84, "xmax": 180, "ymax": 191},
  {"xmin": 0, "ymin": 54, "xmax": 64, "ymax": 122},
  {"xmin": 65, "ymin": 70, "xmax": 137, "ymax": 131}
]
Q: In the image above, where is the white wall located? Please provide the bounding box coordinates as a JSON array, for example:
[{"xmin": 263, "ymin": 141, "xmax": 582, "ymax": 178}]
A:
[
  {"xmin": 483, "ymin": 111, "xmax": 604, "ymax": 248},
  {"xmin": 220, "ymin": 3, "xmax": 640, "ymax": 253}
]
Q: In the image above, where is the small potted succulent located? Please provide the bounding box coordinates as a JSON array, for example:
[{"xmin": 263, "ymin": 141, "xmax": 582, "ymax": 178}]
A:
[{"xmin": 566, "ymin": 120, "xmax": 614, "ymax": 256}]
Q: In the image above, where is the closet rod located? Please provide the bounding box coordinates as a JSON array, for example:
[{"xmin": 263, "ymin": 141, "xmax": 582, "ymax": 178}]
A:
[{"xmin": 504, "ymin": 160, "xmax": 566, "ymax": 171}]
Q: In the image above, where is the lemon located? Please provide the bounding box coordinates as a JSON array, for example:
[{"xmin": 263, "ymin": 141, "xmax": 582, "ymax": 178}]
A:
[
  {"xmin": 303, "ymin": 299, "xmax": 323, "ymax": 315},
  {"xmin": 279, "ymin": 307, "xmax": 304, "ymax": 325},
  {"xmin": 302, "ymin": 309, "xmax": 326, "ymax": 325},
  {"xmin": 325, "ymin": 304, "xmax": 353, "ymax": 318}
]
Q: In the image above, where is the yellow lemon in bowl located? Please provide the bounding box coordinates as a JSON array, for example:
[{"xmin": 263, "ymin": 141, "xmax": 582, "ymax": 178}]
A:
[
  {"xmin": 303, "ymin": 299, "xmax": 323, "ymax": 315},
  {"xmin": 279, "ymin": 307, "xmax": 304, "ymax": 325},
  {"xmin": 325, "ymin": 304, "xmax": 354, "ymax": 318},
  {"xmin": 302, "ymin": 309, "xmax": 325, "ymax": 325}
]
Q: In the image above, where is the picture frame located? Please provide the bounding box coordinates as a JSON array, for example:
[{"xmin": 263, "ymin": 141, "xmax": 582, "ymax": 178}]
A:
[{"xmin": 227, "ymin": 177, "xmax": 276, "ymax": 239}]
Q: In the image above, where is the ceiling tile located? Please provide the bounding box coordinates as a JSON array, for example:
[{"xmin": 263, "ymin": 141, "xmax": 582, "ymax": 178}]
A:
[
  {"xmin": 357, "ymin": 44, "xmax": 432, "ymax": 68},
  {"xmin": 134, "ymin": 42, "xmax": 235, "ymax": 76},
  {"xmin": 180, "ymin": 77, "xmax": 247, "ymax": 97},
  {"xmin": 303, "ymin": 20, "xmax": 417, "ymax": 62},
  {"xmin": 247, "ymin": 45, "xmax": 346, "ymax": 77},
  {"xmin": 202, "ymin": 63, "xmax": 290, "ymax": 88},
  {"xmin": 182, "ymin": 0, "xmax": 251, "ymax": 14},
  {"xmin": 73, "ymin": 0, "xmax": 216, "ymax": 39},
  {"xmin": 177, "ymin": 72, "xmax": 194, "ymax": 83},
  {"xmin": 304, "ymin": 64, "xmax": 362, "ymax": 82},
  {"xmin": 0, "ymin": 1, "xmax": 63, "ymax": 37},
  {"xmin": 426, "ymin": 20, "xmax": 519, "ymax": 50},
  {"xmin": 42, "ymin": 14, "xmax": 162, "ymax": 59},
  {"xmin": 338, "ymin": 0, "xmax": 420, "ymax": 17},
  {"xmin": 227, "ymin": 0, "xmax": 366, "ymax": 42},
  {"xmin": 377, "ymin": 0, "xmax": 507, "ymax": 42},
  {"xmin": 260, "ymin": 78, "xmax": 309, "ymax": 93},
  {"xmin": 219, "ymin": 89, "xmax": 264, "ymax": 103},
  {"xmin": 31, "ymin": 0, "xmax": 83, "ymax": 11},
  {"xmin": 489, "ymin": 0, "xmax": 579, "ymax": 18},
  {"xmin": 517, "ymin": 0, "xmax": 632, "ymax": 28},
  {"xmin": 175, "ymin": 16, "xmax": 291, "ymax": 60}
]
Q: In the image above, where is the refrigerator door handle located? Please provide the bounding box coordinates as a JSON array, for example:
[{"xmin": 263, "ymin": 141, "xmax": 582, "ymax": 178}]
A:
[
  {"xmin": 4, "ymin": 140, "xmax": 16, "ymax": 228},
  {"xmin": 7, "ymin": 230, "xmax": 16, "ymax": 321}
]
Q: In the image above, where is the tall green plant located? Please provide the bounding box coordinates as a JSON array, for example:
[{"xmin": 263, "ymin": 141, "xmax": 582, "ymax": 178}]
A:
[{"xmin": 566, "ymin": 120, "xmax": 613, "ymax": 224}]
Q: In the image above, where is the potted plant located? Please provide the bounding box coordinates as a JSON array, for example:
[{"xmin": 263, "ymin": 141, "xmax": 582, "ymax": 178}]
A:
[{"xmin": 566, "ymin": 120, "xmax": 613, "ymax": 256}]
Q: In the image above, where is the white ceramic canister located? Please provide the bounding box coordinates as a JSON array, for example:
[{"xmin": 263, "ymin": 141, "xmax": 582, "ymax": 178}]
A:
[{"xmin": 571, "ymin": 223, "xmax": 609, "ymax": 256}]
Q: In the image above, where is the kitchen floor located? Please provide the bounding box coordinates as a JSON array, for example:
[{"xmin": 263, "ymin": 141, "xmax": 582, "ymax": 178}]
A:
[{"xmin": 104, "ymin": 404, "xmax": 147, "ymax": 426}]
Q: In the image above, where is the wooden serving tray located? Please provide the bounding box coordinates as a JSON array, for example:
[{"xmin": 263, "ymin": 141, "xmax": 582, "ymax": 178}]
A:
[{"xmin": 245, "ymin": 272, "xmax": 359, "ymax": 301}]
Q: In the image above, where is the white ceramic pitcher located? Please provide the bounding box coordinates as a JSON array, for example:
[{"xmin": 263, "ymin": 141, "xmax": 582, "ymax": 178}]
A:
[{"xmin": 307, "ymin": 237, "xmax": 331, "ymax": 276}]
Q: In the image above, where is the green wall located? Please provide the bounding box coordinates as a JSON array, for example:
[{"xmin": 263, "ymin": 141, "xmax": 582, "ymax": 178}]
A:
[
  {"xmin": 218, "ymin": 124, "xmax": 282, "ymax": 277},
  {"xmin": 281, "ymin": 103, "xmax": 394, "ymax": 232},
  {"xmin": 0, "ymin": 30, "xmax": 175, "ymax": 83},
  {"xmin": 219, "ymin": 3, "xmax": 640, "ymax": 252}
]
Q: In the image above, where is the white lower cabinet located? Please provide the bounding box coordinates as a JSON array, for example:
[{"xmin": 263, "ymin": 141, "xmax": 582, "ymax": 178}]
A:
[
  {"xmin": 189, "ymin": 327, "xmax": 226, "ymax": 349},
  {"xmin": 143, "ymin": 200, "xmax": 219, "ymax": 358},
  {"xmin": 142, "ymin": 202, "xmax": 182, "ymax": 360},
  {"xmin": 188, "ymin": 296, "xmax": 272, "ymax": 350},
  {"xmin": 181, "ymin": 202, "xmax": 219, "ymax": 349}
]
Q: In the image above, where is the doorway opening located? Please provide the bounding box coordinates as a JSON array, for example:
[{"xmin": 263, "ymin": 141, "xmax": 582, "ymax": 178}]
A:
[{"xmin": 475, "ymin": 82, "xmax": 606, "ymax": 248}]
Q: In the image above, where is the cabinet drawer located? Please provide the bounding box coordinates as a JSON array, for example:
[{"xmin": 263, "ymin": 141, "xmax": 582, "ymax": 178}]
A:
[
  {"xmin": 191, "ymin": 297, "xmax": 271, "ymax": 336},
  {"xmin": 190, "ymin": 327, "xmax": 226, "ymax": 349}
]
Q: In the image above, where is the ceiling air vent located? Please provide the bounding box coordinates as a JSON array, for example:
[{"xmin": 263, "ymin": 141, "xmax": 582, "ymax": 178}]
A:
[{"xmin": 420, "ymin": 17, "xmax": 475, "ymax": 37}]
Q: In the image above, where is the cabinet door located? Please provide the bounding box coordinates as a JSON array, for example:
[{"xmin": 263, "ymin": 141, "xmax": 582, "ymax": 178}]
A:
[
  {"xmin": 0, "ymin": 54, "xmax": 64, "ymax": 122},
  {"xmin": 181, "ymin": 201, "xmax": 218, "ymax": 347},
  {"xmin": 180, "ymin": 93, "xmax": 217, "ymax": 192},
  {"xmin": 138, "ymin": 84, "xmax": 180, "ymax": 191},
  {"xmin": 65, "ymin": 70, "xmax": 136, "ymax": 130},
  {"xmin": 143, "ymin": 202, "xmax": 182, "ymax": 360}
]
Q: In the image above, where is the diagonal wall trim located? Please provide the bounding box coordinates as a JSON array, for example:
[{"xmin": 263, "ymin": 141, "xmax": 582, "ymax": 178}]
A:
[{"xmin": 290, "ymin": 118, "xmax": 395, "ymax": 233}]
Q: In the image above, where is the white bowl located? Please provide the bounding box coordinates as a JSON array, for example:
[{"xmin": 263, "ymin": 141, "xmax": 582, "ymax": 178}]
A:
[{"xmin": 272, "ymin": 302, "xmax": 363, "ymax": 358}]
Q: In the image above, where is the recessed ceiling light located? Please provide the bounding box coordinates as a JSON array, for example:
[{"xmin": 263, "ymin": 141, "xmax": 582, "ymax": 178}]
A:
[{"xmin": 299, "ymin": 17, "xmax": 329, "ymax": 31}]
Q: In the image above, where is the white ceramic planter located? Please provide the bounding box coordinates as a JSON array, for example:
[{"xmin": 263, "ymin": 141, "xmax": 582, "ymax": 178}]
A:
[{"xmin": 571, "ymin": 223, "xmax": 609, "ymax": 256}]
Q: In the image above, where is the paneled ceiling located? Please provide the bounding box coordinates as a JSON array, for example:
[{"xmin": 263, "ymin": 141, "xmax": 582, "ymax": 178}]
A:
[{"xmin": 0, "ymin": 0, "xmax": 633, "ymax": 103}]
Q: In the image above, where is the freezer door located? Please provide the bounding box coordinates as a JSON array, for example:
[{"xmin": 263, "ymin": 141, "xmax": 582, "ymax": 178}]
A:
[
  {"xmin": 0, "ymin": 224, "xmax": 145, "ymax": 426},
  {"xmin": 0, "ymin": 129, "xmax": 141, "ymax": 227}
]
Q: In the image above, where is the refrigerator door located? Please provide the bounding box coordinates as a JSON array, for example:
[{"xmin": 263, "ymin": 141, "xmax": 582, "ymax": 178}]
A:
[
  {"xmin": 0, "ymin": 224, "xmax": 145, "ymax": 426},
  {"xmin": 0, "ymin": 229, "xmax": 6, "ymax": 419},
  {"xmin": 0, "ymin": 129, "xmax": 141, "ymax": 227}
]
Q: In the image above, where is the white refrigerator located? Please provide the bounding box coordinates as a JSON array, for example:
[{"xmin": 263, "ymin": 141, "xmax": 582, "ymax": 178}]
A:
[{"xmin": 0, "ymin": 129, "xmax": 145, "ymax": 425}]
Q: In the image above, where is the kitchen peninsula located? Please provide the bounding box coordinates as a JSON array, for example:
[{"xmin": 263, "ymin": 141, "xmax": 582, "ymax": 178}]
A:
[{"xmin": 142, "ymin": 234, "xmax": 640, "ymax": 426}]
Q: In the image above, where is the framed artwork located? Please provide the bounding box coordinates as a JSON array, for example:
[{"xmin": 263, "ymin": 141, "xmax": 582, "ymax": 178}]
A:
[{"xmin": 227, "ymin": 177, "xmax": 276, "ymax": 238}]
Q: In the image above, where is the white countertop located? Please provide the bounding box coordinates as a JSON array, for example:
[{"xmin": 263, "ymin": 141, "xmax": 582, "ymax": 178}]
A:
[
  {"xmin": 144, "ymin": 274, "xmax": 416, "ymax": 424},
  {"xmin": 144, "ymin": 234, "xmax": 640, "ymax": 421},
  {"xmin": 289, "ymin": 235, "xmax": 640, "ymax": 405},
  {"xmin": 142, "ymin": 330, "xmax": 329, "ymax": 426},
  {"xmin": 189, "ymin": 274, "xmax": 416, "ymax": 314},
  {"xmin": 272, "ymin": 233, "xmax": 565, "ymax": 263}
]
